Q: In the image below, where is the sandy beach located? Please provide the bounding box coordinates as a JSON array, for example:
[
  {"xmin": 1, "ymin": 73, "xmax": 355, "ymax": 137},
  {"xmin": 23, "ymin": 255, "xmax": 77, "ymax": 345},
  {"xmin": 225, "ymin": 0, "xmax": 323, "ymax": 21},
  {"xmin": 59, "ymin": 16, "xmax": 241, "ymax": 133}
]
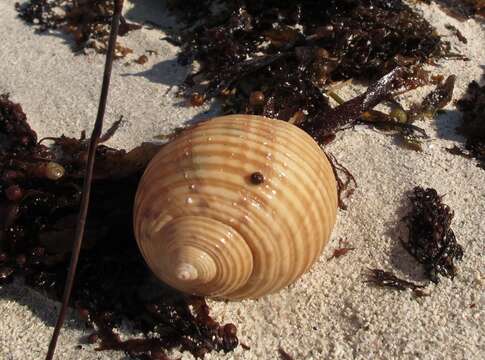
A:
[{"xmin": 0, "ymin": 1, "xmax": 484, "ymax": 359}]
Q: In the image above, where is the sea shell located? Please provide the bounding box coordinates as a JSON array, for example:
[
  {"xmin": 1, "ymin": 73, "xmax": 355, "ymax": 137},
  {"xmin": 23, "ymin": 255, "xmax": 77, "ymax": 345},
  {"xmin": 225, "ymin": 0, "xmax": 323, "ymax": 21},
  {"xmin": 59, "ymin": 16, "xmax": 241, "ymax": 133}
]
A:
[{"xmin": 134, "ymin": 115, "xmax": 338, "ymax": 299}]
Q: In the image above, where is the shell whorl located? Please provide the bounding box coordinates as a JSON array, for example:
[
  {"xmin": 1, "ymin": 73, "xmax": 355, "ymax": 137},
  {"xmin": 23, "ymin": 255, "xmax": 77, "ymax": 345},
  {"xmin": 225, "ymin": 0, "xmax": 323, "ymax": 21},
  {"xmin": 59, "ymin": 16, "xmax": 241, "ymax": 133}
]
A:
[
  {"xmin": 141, "ymin": 216, "xmax": 253, "ymax": 297},
  {"xmin": 134, "ymin": 115, "xmax": 338, "ymax": 299}
]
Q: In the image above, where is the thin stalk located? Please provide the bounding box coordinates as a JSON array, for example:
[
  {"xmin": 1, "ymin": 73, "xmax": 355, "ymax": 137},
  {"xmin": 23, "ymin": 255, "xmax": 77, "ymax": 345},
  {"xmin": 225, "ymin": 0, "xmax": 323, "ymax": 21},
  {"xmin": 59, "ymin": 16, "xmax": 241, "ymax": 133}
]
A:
[{"xmin": 45, "ymin": 1, "xmax": 124, "ymax": 359}]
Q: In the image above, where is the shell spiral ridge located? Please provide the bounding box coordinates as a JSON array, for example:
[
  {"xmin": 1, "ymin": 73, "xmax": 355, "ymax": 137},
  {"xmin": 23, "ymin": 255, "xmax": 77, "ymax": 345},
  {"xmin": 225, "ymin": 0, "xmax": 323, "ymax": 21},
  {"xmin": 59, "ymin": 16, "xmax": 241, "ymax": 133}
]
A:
[{"xmin": 134, "ymin": 115, "xmax": 338, "ymax": 299}]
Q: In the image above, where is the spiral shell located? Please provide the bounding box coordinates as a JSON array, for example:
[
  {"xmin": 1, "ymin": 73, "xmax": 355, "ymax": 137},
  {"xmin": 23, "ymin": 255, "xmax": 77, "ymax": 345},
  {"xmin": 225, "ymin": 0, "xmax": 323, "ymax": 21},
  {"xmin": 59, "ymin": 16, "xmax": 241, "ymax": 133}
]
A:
[{"xmin": 134, "ymin": 115, "xmax": 338, "ymax": 299}]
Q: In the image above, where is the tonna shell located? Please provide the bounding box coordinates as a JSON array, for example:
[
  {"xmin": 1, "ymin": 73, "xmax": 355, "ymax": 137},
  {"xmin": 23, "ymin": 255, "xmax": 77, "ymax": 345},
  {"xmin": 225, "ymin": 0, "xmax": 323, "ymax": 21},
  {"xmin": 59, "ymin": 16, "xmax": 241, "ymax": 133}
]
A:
[{"xmin": 134, "ymin": 115, "xmax": 338, "ymax": 300}]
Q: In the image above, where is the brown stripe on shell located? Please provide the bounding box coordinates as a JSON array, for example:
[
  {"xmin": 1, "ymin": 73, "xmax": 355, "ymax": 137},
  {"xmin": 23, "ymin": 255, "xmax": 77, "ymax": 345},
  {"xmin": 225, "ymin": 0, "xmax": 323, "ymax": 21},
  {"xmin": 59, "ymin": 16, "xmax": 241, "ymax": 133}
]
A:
[
  {"xmin": 142, "ymin": 216, "xmax": 253, "ymax": 297},
  {"xmin": 136, "ymin": 153, "xmax": 325, "ymax": 298},
  {"xmin": 133, "ymin": 115, "xmax": 337, "ymax": 299},
  {"xmin": 136, "ymin": 121, "xmax": 332, "ymax": 290}
]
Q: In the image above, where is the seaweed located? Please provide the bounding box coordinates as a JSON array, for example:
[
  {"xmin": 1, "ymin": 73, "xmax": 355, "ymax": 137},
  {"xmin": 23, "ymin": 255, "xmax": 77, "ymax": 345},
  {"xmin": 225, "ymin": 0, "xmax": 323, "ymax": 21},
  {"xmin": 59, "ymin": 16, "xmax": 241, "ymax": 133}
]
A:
[
  {"xmin": 445, "ymin": 23, "xmax": 468, "ymax": 43},
  {"xmin": 357, "ymin": 73, "xmax": 456, "ymax": 152},
  {"xmin": 365, "ymin": 269, "xmax": 428, "ymax": 296},
  {"xmin": 326, "ymin": 152, "xmax": 357, "ymax": 210},
  {"xmin": 319, "ymin": 66, "xmax": 451, "ymax": 142},
  {"xmin": 173, "ymin": 0, "xmax": 449, "ymax": 138},
  {"xmin": 445, "ymin": 144, "xmax": 474, "ymax": 158},
  {"xmin": 367, "ymin": 186, "xmax": 463, "ymax": 295},
  {"xmin": 15, "ymin": 1, "xmax": 461, "ymax": 146},
  {"xmin": 0, "ymin": 94, "xmax": 238, "ymax": 359},
  {"xmin": 366, "ymin": 114, "xmax": 430, "ymax": 152},
  {"xmin": 278, "ymin": 347, "xmax": 295, "ymax": 360},
  {"xmin": 455, "ymin": 80, "xmax": 485, "ymax": 169},
  {"xmin": 15, "ymin": 0, "xmax": 140, "ymax": 57},
  {"xmin": 411, "ymin": 75, "xmax": 456, "ymax": 119},
  {"xmin": 135, "ymin": 54, "xmax": 149, "ymax": 65},
  {"xmin": 327, "ymin": 239, "xmax": 355, "ymax": 260},
  {"xmin": 402, "ymin": 187, "xmax": 463, "ymax": 283}
]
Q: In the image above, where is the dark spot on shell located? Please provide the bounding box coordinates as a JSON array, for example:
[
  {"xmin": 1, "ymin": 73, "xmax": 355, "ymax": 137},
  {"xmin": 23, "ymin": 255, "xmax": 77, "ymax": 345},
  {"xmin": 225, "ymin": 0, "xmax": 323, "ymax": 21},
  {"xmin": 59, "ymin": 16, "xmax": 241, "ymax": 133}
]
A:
[{"xmin": 250, "ymin": 172, "xmax": 264, "ymax": 185}]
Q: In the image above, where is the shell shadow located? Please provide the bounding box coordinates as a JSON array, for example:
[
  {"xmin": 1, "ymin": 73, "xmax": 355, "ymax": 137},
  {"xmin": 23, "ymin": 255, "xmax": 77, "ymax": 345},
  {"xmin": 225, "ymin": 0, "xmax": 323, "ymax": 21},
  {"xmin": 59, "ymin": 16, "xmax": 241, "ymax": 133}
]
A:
[{"xmin": 434, "ymin": 109, "xmax": 465, "ymax": 142}]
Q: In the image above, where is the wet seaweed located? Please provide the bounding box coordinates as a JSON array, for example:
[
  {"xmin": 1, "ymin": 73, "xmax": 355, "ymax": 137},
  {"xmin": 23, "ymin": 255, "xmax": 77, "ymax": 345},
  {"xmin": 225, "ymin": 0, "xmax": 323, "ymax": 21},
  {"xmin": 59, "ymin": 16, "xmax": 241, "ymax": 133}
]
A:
[
  {"xmin": 402, "ymin": 187, "xmax": 463, "ymax": 283},
  {"xmin": 16, "ymin": 0, "xmax": 140, "ymax": 57},
  {"xmin": 0, "ymin": 94, "xmax": 238, "ymax": 359},
  {"xmin": 411, "ymin": 74, "xmax": 457, "ymax": 120},
  {"xmin": 15, "ymin": 1, "xmax": 461, "ymax": 146},
  {"xmin": 327, "ymin": 239, "xmax": 355, "ymax": 260},
  {"xmin": 358, "ymin": 73, "xmax": 456, "ymax": 152},
  {"xmin": 173, "ymin": 0, "xmax": 451, "ymax": 137},
  {"xmin": 365, "ymin": 269, "xmax": 428, "ymax": 297}
]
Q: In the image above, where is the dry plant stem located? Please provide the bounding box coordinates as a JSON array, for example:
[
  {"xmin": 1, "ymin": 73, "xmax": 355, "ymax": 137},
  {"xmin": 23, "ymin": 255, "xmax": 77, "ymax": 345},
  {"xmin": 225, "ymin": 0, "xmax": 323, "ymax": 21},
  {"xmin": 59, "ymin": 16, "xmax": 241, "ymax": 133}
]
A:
[{"xmin": 45, "ymin": 1, "xmax": 124, "ymax": 359}]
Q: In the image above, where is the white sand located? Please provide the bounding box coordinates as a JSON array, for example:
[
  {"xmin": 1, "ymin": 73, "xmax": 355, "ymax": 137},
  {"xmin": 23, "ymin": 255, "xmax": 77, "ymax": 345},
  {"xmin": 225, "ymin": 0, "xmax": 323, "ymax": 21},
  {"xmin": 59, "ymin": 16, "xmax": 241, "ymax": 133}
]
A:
[{"xmin": 0, "ymin": 1, "xmax": 484, "ymax": 359}]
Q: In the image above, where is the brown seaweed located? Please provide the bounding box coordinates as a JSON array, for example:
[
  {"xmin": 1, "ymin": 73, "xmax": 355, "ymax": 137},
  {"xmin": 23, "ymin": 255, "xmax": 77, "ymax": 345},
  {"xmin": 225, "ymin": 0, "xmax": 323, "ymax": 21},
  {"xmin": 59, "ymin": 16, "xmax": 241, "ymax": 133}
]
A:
[
  {"xmin": 445, "ymin": 23, "xmax": 468, "ymax": 43},
  {"xmin": 278, "ymin": 347, "xmax": 295, "ymax": 360},
  {"xmin": 316, "ymin": 67, "xmax": 409, "ymax": 138},
  {"xmin": 365, "ymin": 268, "xmax": 428, "ymax": 296},
  {"xmin": 16, "ymin": 0, "xmax": 140, "ymax": 57},
  {"xmin": 363, "ymin": 111, "xmax": 429, "ymax": 152},
  {"xmin": 326, "ymin": 152, "xmax": 357, "ymax": 210},
  {"xmin": 402, "ymin": 187, "xmax": 463, "ymax": 283},
  {"xmin": 327, "ymin": 239, "xmax": 355, "ymax": 260},
  {"xmin": 411, "ymin": 75, "xmax": 457, "ymax": 119},
  {"xmin": 15, "ymin": 1, "xmax": 459, "ymax": 145},
  {"xmin": 357, "ymin": 73, "xmax": 456, "ymax": 152},
  {"xmin": 173, "ymin": 0, "xmax": 448, "ymax": 138}
]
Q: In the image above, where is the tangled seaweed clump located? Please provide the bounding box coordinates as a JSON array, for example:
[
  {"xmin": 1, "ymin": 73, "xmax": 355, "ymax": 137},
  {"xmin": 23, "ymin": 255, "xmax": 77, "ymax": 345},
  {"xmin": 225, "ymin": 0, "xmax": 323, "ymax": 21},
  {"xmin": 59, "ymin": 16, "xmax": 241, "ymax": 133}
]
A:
[
  {"xmin": 365, "ymin": 186, "xmax": 464, "ymax": 295},
  {"xmin": 173, "ymin": 0, "xmax": 450, "ymax": 129},
  {"xmin": 403, "ymin": 187, "xmax": 463, "ymax": 283},
  {"xmin": 365, "ymin": 268, "xmax": 428, "ymax": 295},
  {"xmin": 16, "ymin": 0, "xmax": 467, "ymax": 146},
  {"xmin": 16, "ymin": 0, "xmax": 140, "ymax": 56},
  {"xmin": 0, "ymin": 94, "xmax": 239, "ymax": 359}
]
